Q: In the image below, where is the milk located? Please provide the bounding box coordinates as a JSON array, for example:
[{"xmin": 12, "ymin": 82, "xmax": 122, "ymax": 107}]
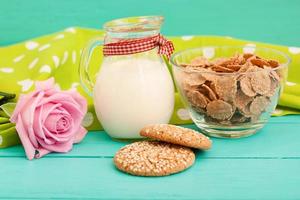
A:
[{"xmin": 93, "ymin": 58, "xmax": 174, "ymax": 139}]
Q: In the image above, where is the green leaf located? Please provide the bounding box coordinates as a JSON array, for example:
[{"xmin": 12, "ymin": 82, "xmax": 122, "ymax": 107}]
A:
[
  {"xmin": 0, "ymin": 117, "xmax": 10, "ymax": 124},
  {"xmin": 0, "ymin": 123, "xmax": 15, "ymax": 131},
  {"xmin": 0, "ymin": 92, "xmax": 16, "ymax": 100},
  {"xmin": 0, "ymin": 92, "xmax": 16, "ymax": 105},
  {"xmin": 0, "ymin": 126, "xmax": 20, "ymax": 148},
  {"xmin": 0, "ymin": 110, "xmax": 9, "ymax": 118},
  {"xmin": 0, "ymin": 103, "xmax": 17, "ymax": 117}
]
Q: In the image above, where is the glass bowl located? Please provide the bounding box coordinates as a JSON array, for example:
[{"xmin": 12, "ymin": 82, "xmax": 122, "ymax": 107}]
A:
[{"xmin": 171, "ymin": 46, "xmax": 290, "ymax": 138}]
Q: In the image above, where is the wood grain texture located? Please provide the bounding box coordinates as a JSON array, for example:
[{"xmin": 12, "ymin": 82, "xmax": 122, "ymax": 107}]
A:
[
  {"xmin": 0, "ymin": 0, "xmax": 300, "ymax": 199},
  {"xmin": 0, "ymin": 158, "xmax": 299, "ymax": 199},
  {"xmin": 1, "ymin": 0, "xmax": 300, "ymax": 46},
  {"xmin": 0, "ymin": 115, "xmax": 299, "ymax": 199},
  {"xmin": 0, "ymin": 116, "xmax": 299, "ymax": 159}
]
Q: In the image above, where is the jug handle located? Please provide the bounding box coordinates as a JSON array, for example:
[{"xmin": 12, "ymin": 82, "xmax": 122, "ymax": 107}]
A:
[{"xmin": 79, "ymin": 38, "xmax": 103, "ymax": 97}]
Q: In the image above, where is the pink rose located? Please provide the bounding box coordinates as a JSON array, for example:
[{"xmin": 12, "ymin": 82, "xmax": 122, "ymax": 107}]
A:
[{"xmin": 10, "ymin": 78, "xmax": 87, "ymax": 160}]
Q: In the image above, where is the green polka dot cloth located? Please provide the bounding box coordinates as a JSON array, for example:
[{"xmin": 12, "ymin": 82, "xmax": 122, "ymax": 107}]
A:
[{"xmin": 0, "ymin": 27, "xmax": 300, "ymax": 131}]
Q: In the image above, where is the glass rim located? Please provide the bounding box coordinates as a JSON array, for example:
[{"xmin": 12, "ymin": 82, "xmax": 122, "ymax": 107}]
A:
[
  {"xmin": 170, "ymin": 46, "xmax": 291, "ymax": 75},
  {"xmin": 103, "ymin": 15, "xmax": 164, "ymax": 32}
]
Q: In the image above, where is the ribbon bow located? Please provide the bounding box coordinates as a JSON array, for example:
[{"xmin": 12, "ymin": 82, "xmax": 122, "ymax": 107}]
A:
[{"xmin": 103, "ymin": 34, "xmax": 175, "ymax": 59}]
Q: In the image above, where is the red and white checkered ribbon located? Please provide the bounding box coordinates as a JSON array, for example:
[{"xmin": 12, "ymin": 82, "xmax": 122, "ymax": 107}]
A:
[{"xmin": 103, "ymin": 34, "xmax": 174, "ymax": 59}]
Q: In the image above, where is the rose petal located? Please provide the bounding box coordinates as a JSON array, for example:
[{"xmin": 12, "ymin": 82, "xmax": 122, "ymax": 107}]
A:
[
  {"xmin": 42, "ymin": 125, "xmax": 72, "ymax": 143},
  {"xmin": 15, "ymin": 114, "xmax": 36, "ymax": 160},
  {"xmin": 41, "ymin": 127, "xmax": 57, "ymax": 145},
  {"xmin": 10, "ymin": 91, "xmax": 38, "ymax": 122},
  {"xmin": 21, "ymin": 91, "xmax": 45, "ymax": 148},
  {"xmin": 35, "ymin": 104, "xmax": 69, "ymax": 144},
  {"xmin": 56, "ymin": 116, "xmax": 71, "ymax": 132},
  {"xmin": 67, "ymin": 89, "xmax": 88, "ymax": 114},
  {"xmin": 44, "ymin": 113, "xmax": 73, "ymax": 137},
  {"xmin": 44, "ymin": 87, "xmax": 60, "ymax": 97},
  {"xmin": 38, "ymin": 96, "xmax": 85, "ymax": 135},
  {"xmin": 36, "ymin": 136, "xmax": 73, "ymax": 153},
  {"xmin": 40, "ymin": 103, "xmax": 62, "ymax": 124},
  {"xmin": 52, "ymin": 106, "xmax": 70, "ymax": 115},
  {"xmin": 37, "ymin": 93, "xmax": 83, "ymax": 115},
  {"xmin": 44, "ymin": 114, "xmax": 62, "ymax": 133},
  {"xmin": 35, "ymin": 148, "xmax": 51, "ymax": 159},
  {"xmin": 35, "ymin": 77, "xmax": 55, "ymax": 91},
  {"xmin": 33, "ymin": 106, "xmax": 46, "ymax": 139},
  {"xmin": 34, "ymin": 105, "xmax": 70, "ymax": 144},
  {"xmin": 41, "ymin": 105, "xmax": 74, "ymax": 141},
  {"xmin": 58, "ymin": 101, "xmax": 84, "ymax": 135},
  {"xmin": 12, "ymin": 78, "xmax": 88, "ymax": 159},
  {"xmin": 73, "ymin": 126, "xmax": 88, "ymax": 144}
]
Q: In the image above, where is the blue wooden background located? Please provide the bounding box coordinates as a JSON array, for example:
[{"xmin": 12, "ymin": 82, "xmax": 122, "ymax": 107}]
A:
[
  {"xmin": 1, "ymin": 0, "xmax": 300, "ymax": 199},
  {"xmin": 1, "ymin": 0, "xmax": 300, "ymax": 46}
]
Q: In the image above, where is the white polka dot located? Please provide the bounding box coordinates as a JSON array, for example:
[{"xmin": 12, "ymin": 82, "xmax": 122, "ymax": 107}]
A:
[
  {"xmin": 62, "ymin": 51, "xmax": 69, "ymax": 65},
  {"xmin": 17, "ymin": 79, "xmax": 34, "ymax": 92},
  {"xmin": 82, "ymin": 112, "xmax": 94, "ymax": 127},
  {"xmin": 203, "ymin": 47, "xmax": 215, "ymax": 59},
  {"xmin": 52, "ymin": 55, "xmax": 60, "ymax": 68},
  {"xmin": 177, "ymin": 108, "xmax": 191, "ymax": 120},
  {"xmin": 53, "ymin": 34, "xmax": 65, "ymax": 40},
  {"xmin": 286, "ymin": 81, "xmax": 296, "ymax": 86},
  {"xmin": 181, "ymin": 35, "xmax": 194, "ymax": 41},
  {"xmin": 71, "ymin": 82, "xmax": 80, "ymax": 89},
  {"xmin": 39, "ymin": 65, "xmax": 51, "ymax": 73},
  {"xmin": 288, "ymin": 47, "xmax": 300, "ymax": 54},
  {"xmin": 65, "ymin": 27, "xmax": 76, "ymax": 33},
  {"xmin": 243, "ymin": 43, "xmax": 256, "ymax": 54},
  {"xmin": 72, "ymin": 50, "xmax": 76, "ymax": 64},
  {"xmin": 25, "ymin": 41, "xmax": 39, "ymax": 50},
  {"xmin": 0, "ymin": 67, "xmax": 14, "ymax": 73},
  {"xmin": 38, "ymin": 44, "xmax": 51, "ymax": 52},
  {"xmin": 13, "ymin": 54, "xmax": 25, "ymax": 63},
  {"xmin": 54, "ymin": 83, "xmax": 61, "ymax": 90},
  {"xmin": 272, "ymin": 109, "xmax": 283, "ymax": 115},
  {"xmin": 28, "ymin": 58, "xmax": 39, "ymax": 69}
]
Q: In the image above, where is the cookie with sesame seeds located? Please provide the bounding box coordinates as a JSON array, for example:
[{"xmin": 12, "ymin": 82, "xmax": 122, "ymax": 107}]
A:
[
  {"xmin": 114, "ymin": 141, "xmax": 195, "ymax": 176},
  {"xmin": 140, "ymin": 124, "xmax": 212, "ymax": 150}
]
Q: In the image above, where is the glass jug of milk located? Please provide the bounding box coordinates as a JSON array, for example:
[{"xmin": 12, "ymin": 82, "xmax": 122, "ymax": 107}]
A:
[{"xmin": 79, "ymin": 16, "xmax": 174, "ymax": 139}]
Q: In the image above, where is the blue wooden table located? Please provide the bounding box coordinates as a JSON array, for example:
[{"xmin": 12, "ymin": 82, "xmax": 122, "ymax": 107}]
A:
[
  {"xmin": 0, "ymin": 115, "xmax": 300, "ymax": 199},
  {"xmin": 1, "ymin": 0, "xmax": 300, "ymax": 199}
]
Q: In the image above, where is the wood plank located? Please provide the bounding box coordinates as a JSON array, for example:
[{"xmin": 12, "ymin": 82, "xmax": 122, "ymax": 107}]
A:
[
  {"xmin": 1, "ymin": 0, "xmax": 300, "ymax": 47},
  {"xmin": 0, "ymin": 116, "xmax": 299, "ymax": 158},
  {"xmin": 0, "ymin": 157, "xmax": 299, "ymax": 199},
  {"xmin": 267, "ymin": 115, "xmax": 300, "ymax": 123}
]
